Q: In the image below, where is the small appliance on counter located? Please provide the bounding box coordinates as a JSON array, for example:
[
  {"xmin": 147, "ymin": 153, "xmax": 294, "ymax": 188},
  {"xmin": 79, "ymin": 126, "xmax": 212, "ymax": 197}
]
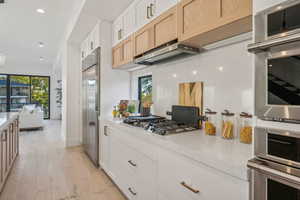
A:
[{"xmin": 123, "ymin": 105, "xmax": 207, "ymax": 136}]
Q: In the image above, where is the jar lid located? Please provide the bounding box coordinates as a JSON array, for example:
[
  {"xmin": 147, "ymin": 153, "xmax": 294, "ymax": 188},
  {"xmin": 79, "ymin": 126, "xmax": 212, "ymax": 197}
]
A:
[
  {"xmin": 221, "ymin": 110, "xmax": 234, "ymax": 116},
  {"xmin": 240, "ymin": 112, "xmax": 253, "ymax": 118},
  {"xmin": 205, "ymin": 108, "xmax": 217, "ymax": 115}
]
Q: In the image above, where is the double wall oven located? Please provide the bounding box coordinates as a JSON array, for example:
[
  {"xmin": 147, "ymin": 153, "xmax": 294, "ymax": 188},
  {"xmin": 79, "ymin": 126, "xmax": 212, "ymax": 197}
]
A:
[
  {"xmin": 248, "ymin": 1, "xmax": 300, "ymax": 199},
  {"xmin": 249, "ymin": 128, "xmax": 300, "ymax": 200}
]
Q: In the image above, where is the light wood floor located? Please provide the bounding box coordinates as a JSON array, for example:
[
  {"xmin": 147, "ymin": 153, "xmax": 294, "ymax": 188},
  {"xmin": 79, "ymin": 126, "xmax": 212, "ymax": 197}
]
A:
[{"xmin": 0, "ymin": 120, "xmax": 126, "ymax": 200}]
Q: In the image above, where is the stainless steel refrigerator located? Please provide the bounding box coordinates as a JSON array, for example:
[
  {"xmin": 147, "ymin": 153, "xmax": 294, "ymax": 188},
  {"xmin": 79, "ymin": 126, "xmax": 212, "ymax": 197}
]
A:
[{"xmin": 82, "ymin": 47, "xmax": 100, "ymax": 167}]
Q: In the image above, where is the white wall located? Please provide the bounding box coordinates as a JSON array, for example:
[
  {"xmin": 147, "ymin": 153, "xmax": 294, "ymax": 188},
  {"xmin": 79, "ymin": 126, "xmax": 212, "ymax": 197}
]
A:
[
  {"xmin": 131, "ymin": 39, "xmax": 254, "ymax": 117},
  {"xmin": 99, "ymin": 21, "xmax": 131, "ymax": 119}
]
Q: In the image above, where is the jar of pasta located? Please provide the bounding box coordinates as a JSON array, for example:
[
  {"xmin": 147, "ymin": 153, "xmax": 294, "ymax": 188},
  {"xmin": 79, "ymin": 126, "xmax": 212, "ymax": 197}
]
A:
[
  {"xmin": 204, "ymin": 109, "xmax": 217, "ymax": 136},
  {"xmin": 239, "ymin": 112, "xmax": 253, "ymax": 144},
  {"xmin": 221, "ymin": 110, "xmax": 236, "ymax": 140}
]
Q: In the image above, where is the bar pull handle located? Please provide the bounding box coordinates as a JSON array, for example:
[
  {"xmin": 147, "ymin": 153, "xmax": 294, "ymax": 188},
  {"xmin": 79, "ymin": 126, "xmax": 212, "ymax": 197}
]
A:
[
  {"xmin": 150, "ymin": 3, "xmax": 154, "ymax": 17},
  {"xmin": 269, "ymin": 138, "xmax": 292, "ymax": 145},
  {"xmin": 128, "ymin": 160, "xmax": 137, "ymax": 167},
  {"xmin": 147, "ymin": 6, "xmax": 150, "ymax": 19},
  {"xmin": 128, "ymin": 187, "xmax": 137, "ymax": 196},
  {"xmin": 1, "ymin": 131, "xmax": 7, "ymax": 142},
  {"xmin": 104, "ymin": 126, "xmax": 108, "ymax": 136},
  {"xmin": 180, "ymin": 182, "xmax": 200, "ymax": 194}
]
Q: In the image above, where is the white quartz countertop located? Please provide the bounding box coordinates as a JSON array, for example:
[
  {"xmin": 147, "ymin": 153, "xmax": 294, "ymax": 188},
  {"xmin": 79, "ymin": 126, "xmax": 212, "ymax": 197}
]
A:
[
  {"xmin": 102, "ymin": 118, "xmax": 252, "ymax": 181},
  {"xmin": 0, "ymin": 112, "xmax": 19, "ymax": 134}
]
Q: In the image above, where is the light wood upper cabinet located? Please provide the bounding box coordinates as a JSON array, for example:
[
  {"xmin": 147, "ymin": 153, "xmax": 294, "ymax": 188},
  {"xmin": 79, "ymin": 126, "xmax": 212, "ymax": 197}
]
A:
[
  {"xmin": 134, "ymin": 6, "xmax": 177, "ymax": 57},
  {"xmin": 112, "ymin": 35, "xmax": 134, "ymax": 68},
  {"xmin": 122, "ymin": 36, "xmax": 134, "ymax": 64},
  {"xmin": 178, "ymin": 0, "xmax": 221, "ymax": 42},
  {"xmin": 178, "ymin": 0, "xmax": 252, "ymax": 47},
  {"xmin": 153, "ymin": 6, "xmax": 177, "ymax": 47},
  {"xmin": 112, "ymin": 43, "xmax": 123, "ymax": 68},
  {"xmin": 134, "ymin": 24, "xmax": 154, "ymax": 56},
  {"xmin": 219, "ymin": 0, "xmax": 252, "ymax": 23}
]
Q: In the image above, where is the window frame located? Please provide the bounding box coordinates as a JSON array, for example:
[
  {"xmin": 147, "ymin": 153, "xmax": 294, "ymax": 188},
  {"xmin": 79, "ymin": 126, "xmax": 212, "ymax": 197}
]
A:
[
  {"xmin": 0, "ymin": 73, "xmax": 51, "ymax": 119},
  {"xmin": 138, "ymin": 75, "xmax": 152, "ymax": 112}
]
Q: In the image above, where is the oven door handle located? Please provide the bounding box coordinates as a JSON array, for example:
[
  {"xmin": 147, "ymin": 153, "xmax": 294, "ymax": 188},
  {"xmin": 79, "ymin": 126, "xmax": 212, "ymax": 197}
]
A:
[
  {"xmin": 268, "ymin": 138, "xmax": 292, "ymax": 145},
  {"xmin": 248, "ymin": 159, "xmax": 300, "ymax": 184}
]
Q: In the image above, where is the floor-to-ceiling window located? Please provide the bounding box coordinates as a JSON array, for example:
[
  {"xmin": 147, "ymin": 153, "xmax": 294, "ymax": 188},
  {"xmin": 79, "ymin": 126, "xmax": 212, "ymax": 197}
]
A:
[{"xmin": 0, "ymin": 74, "xmax": 50, "ymax": 119}]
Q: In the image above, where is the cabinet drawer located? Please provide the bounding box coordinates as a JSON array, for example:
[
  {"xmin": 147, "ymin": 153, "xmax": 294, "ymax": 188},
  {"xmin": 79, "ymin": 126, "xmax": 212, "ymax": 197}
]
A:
[{"xmin": 158, "ymin": 149, "xmax": 248, "ymax": 200}]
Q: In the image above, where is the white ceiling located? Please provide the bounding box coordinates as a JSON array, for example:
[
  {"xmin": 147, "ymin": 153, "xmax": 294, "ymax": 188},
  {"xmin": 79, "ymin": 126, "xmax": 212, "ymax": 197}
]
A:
[
  {"xmin": 0, "ymin": 0, "xmax": 81, "ymax": 71},
  {"xmin": 0, "ymin": 0, "xmax": 134, "ymax": 73},
  {"xmin": 69, "ymin": 0, "xmax": 134, "ymax": 44}
]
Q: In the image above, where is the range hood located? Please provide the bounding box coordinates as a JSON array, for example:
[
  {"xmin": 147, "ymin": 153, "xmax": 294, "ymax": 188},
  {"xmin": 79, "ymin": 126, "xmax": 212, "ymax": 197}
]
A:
[{"xmin": 134, "ymin": 42, "xmax": 200, "ymax": 65}]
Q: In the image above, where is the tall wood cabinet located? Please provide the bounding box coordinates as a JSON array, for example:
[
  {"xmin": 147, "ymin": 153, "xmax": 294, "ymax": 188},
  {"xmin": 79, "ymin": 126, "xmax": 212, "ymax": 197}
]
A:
[{"xmin": 0, "ymin": 118, "xmax": 19, "ymax": 193}]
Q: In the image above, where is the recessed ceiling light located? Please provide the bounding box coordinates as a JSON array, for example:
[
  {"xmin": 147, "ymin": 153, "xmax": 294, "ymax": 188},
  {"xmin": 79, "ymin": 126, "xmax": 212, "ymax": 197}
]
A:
[
  {"xmin": 218, "ymin": 66, "xmax": 224, "ymax": 72},
  {"xmin": 38, "ymin": 42, "xmax": 44, "ymax": 47},
  {"xmin": 277, "ymin": 6, "xmax": 282, "ymax": 10},
  {"xmin": 39, "ymin": 57, "xmax": 44, "ymax": 61},
  {"xmin": 36, "ymin": 8, "xmax": 45, "ymax": 14}
]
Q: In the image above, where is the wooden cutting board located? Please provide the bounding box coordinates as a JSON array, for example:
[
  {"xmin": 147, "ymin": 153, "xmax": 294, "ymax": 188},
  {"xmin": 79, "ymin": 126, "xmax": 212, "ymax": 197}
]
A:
[{"xmin": 179, "ymin": 82, "xmax": 203, "ymax": 127}]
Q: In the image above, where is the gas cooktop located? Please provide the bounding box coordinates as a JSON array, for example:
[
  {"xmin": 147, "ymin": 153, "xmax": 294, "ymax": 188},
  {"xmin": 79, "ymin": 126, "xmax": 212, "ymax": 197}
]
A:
[{"xmin": 123, "ymin": 115, "xmax": 198, "ymax": 136}]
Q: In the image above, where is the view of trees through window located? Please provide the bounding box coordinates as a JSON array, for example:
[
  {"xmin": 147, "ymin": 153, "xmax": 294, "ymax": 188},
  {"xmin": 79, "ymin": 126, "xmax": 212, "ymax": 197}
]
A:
[
  {"xmin": 138, "ymin": 75, "xmax": 152, "ymax": 106},
  {"xmin": 0, "ymin": 74, "xmax": 50, "ymax": 119}
]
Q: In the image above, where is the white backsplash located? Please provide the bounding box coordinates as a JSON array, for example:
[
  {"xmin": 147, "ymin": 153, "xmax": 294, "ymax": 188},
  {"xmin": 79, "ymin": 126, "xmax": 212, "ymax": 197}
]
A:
[{"xmin": 131, "ymin": 39, "xmax": 254, "ymax": 117}]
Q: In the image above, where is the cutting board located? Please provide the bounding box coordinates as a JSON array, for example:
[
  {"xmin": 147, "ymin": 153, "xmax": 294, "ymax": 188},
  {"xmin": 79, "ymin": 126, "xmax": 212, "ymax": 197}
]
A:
[{"xmin": 179, "ymin": 82, "xmax": 203, "ymax": 127}]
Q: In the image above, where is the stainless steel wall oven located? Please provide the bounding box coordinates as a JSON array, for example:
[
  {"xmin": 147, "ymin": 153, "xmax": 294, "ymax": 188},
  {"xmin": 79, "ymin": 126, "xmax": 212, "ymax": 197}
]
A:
[
  {"xmin": 248, "ymin": 127, "xmax": 300, "ymax": 200},
  {"xmin": 250, "ymin": 0, "xmax": 300, "ymax": 124}
]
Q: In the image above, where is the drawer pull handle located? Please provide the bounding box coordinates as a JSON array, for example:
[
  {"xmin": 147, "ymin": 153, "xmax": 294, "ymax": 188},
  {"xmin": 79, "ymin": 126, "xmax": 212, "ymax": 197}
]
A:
[
  {"xmin": 128, "ymin": 187, "xmax": 137, "ymax": 196},
  {"xmin": 128, "ymin": 160, "xmax": 137, "ymax": 167},
  {"xmin": 181, "ymin": 182, "xmax": 200, "ymax": 194}
]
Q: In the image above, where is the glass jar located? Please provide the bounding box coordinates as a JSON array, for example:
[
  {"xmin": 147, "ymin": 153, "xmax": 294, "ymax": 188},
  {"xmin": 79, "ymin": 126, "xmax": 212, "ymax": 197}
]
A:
[
  {"xmin": 239, "ymin": 112, "xmax": 253, "ymax": 144},
  {"xmin": 204, "ymin": 109, "xmax": 217, "ymax": 136},
  {"xmin": 221, "ymin": 110, "xmax": 236, "ymax": 140}
]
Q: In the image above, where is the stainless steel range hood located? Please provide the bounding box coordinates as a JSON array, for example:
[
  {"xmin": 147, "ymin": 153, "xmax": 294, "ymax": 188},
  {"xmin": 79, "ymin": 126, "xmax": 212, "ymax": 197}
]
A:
[{"xmin": 134, "ymin": 42, "xmax": 200, "ymax": 65}]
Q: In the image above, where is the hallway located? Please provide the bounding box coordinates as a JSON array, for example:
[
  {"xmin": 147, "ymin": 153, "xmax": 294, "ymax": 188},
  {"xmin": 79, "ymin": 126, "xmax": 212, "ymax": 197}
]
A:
[{"xmin": 0, "ymin": 120, "xmax": 125, "ymax": 200}]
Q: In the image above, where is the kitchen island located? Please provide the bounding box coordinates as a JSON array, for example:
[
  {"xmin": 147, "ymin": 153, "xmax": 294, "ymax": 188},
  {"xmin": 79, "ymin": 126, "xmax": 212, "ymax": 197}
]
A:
[
  {"xmin": 99, "ymin": 118, "xmax": 252, "ymax": 200},
  {"xmin": 0, "ymin": 112, "xmax": 19, "ymax": 193}
]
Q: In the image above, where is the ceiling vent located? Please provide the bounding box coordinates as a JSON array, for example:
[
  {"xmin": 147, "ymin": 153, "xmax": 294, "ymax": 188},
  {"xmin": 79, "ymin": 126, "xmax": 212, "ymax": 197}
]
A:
[{"xmin": 0, "ymin": 0, "xmax": 4, "ymax": 4}]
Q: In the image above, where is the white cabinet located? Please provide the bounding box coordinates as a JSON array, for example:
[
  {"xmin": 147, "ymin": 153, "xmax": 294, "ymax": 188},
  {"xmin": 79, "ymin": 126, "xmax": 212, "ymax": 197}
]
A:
[
  {"xmin": 113, "ymin": 16, "xmax": 124, "ymax": 46},
  {"xmin": 113, "ymin": 5, "xmax": 136, "ymax": 46},
  {"xmin": 99, "ymin": 125, "xmax": 110, "ymax": 173},
  {"xmin": 135, "ymin": 0, "xmax": 155, "ymax": 28},
  {"xmin": 154, "ymin": 0, "xmax": 178, "ymax": 16},
  {"xmin": 158, "ymin": 149, "xmax": 249, "ymax": 200},
  {"xmin": 101, "ymin": 123, "xmax": 249, "ymax": 200},
  {"xmin": 81, "ymin": 37, "xmax": 89, "ymax": 60},
  {"xmin": 81, "ymin": 23, "xmax": 100, "ymax": 59},
  {"xmin": 107, "ymin": 127, "xmax": 157, "ymax": 200},
  {"xmin": 123, "ymin": 5, "xmax": 136, "ymax": 39}
]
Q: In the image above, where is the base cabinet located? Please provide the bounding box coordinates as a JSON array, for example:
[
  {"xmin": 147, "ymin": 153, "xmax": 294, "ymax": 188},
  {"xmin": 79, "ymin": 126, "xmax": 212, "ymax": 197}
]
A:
[
  {"xmin": 0, "ymin": 118, "xmax": 19, "ymax": 193},
  {"xmin": 108, "ymin": 127, "xmax": 157, "ymax": 200},
  {"xmin": 158, "ymin": 149, "xmax": 249, "ymax": 200},
  {"xmin": 101, "ymin": 124, "xmax": 249, "ymax": 200}
]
